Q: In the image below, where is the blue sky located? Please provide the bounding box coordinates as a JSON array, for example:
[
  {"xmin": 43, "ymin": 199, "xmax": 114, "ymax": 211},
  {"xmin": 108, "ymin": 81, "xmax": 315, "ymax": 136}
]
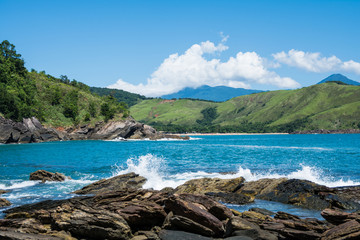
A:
[{"xmin": 1, "ymin": 0, "xmax": 359, "ymax": 96}]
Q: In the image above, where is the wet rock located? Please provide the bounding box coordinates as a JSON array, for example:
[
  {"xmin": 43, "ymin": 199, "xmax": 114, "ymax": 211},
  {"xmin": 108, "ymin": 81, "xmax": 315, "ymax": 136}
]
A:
[
  {"xmin": 158, "ymin": 229, "xmax": 212, "ymax": 240},
  {"xmin": 256, "ymin": 179, "xmax": 349, "ymax": 210},
  {"xmin": 164, "ymin": 195, "xmax": 225, "ymax": 237},
  {"xmin": 241, "ymin": 211, "xmax": 271, "ymax": 224},
  {"xmin": 174, "ymin": 177, "xmax": 245, "ymax": 195},
  {"xmin": 0, "ymin": 190, "xmax": 8, "ymax": 195},
  {"xmin": 321, "ymin": 208, "xmax": 360, "ymax": 225},
  {"xmin": 73, "ymin": 172, "xmax": 146, "ymax": 195},
  {"xmin": 29, "ymin": 170, "xmax": 68, "ymax": 182},
  {"xmin": 321, "ymin": 219, "xmax": 360, "ymax": 240},
  {"xmin": 274, "ymin": 211, "xmax": 300, "ymax": 221},
  {"xmin": 0, "ymin": 198, "xmax": 11, "ymax": 207},
  {"xmin": 227, "ymin": 216, "xmax": 260, "ymax": 231},
  {"xmin": 249, "ymin": 208, "xmax": 275, "ymax": 216}
]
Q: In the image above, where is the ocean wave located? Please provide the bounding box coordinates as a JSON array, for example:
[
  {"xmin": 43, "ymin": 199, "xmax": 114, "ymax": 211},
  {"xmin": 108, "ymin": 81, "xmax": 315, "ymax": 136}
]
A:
[
  {"xmin": 112, "ymin": 154, "xmax": 360, "ymax": 190},
  {"xmin": 0, "ymin": 181, "xmax": 38, "ymax": 190}
]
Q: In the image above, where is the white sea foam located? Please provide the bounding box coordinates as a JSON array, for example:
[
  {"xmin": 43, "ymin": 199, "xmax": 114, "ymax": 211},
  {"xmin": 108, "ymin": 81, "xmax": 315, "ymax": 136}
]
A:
[
  {"xmin": 0, "ymin": 181, "xmax": 38, "ymax": 190},
  {"xmin": 113, "ymin": 154, "xmax": 360, "ymax": 190}
]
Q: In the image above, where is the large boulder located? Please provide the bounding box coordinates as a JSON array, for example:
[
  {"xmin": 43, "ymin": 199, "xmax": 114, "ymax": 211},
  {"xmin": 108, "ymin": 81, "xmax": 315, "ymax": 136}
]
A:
[
  {"xmin": 164, "ymin": 195, "xmax": 225, "ymax": 237},
  {"xmin": 173, "ymin": 177, "xmax": 252, "ymax": 205},
  {"xmin": 73, "ymin": 172, "xmax": 146, "ymax": 195},
  {"xmin": 29, "ymin": 170, "xmax": 69, "ymax": 182},
  {"xmin": 321, "ymin": 219, "xmax": 360, "ymax": 240},
  {"xmin": 321, "ymin": 208, "xmax": 360, "ymax": 225}
]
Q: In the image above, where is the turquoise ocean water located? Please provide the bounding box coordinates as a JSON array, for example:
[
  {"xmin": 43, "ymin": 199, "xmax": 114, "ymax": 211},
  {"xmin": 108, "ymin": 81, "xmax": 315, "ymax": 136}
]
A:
[{"xmin": 1, "ymin": 134, "xmax": 360, "ymax": 219}]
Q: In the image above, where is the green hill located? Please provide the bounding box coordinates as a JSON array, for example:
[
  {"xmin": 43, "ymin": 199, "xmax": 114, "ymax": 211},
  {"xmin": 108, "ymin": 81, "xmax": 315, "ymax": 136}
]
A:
[
  {"xmin": 90, "ymin": 87, "xmax": 147, "ymax": 107},
  {"xmin": 0, "ymin": 40, "xmax": 128, "ymax": 127},
  {"xmin": 130, "ymin": 83, "xmax": 360, "ymax": 133}
]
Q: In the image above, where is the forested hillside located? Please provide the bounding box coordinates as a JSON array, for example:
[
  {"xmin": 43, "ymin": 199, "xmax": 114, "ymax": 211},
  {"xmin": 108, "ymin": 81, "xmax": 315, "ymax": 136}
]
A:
[
  {"xmin": 0, "ymin": 40, "xmax": 128, "ymax": 127},
  {"xmin": 130, "ymin": 82, "xmax": 360, "ymax": 133},
  {"xmin": 90, "ymin": 87, "xmax": 147, "ymax": 107}
]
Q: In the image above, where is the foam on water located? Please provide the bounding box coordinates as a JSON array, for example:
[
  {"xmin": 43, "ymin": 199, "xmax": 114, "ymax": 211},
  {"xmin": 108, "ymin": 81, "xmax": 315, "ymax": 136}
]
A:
[
  {"xmin": 0, "ymin": 181, "xmax": 38, "ymax": 190},
  {"xmin": 113, "ymin": 154, "xmax": 360, "ymax": 190}
]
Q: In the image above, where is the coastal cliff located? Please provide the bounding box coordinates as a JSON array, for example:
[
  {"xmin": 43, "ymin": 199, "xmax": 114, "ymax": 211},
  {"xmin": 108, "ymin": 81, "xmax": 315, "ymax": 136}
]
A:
[{"xmin": 0, "ymin": 116, "xmax": 187, "ymax": 144}]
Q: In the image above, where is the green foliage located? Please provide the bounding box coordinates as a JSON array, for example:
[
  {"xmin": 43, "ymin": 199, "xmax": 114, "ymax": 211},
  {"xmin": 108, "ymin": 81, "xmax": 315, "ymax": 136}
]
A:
[
  {"xmin": 130, "ymin": 83, "xmax": 360, "ymax": 133},
  {"xmin": 196, "ymin": 107, "xmax": 218, "ymax": 125},
  {"xmin": 90, "ymin": 87, "xmax": 147, "ymax": 107},
  {"xmin": 0, "ymin": 40, "xmax": 130, "ymax": 126},
  {"xmin": 63, "ymin": 90, "xmax": 79, "ymax": 121}
]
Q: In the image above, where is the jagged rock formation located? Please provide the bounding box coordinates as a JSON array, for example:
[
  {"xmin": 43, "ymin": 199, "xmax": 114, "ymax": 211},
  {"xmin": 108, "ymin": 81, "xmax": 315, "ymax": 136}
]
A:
[
  {"xmin": 29, "ymin": 170, "xmax": 70, "ymax": 182},
  {"xmin": 1, "ymin": 173, "xmax": 360, "ymax": 239},
  {"xmin": 0, "ymin": 116, "xmax": 188, "ymax": 144}
]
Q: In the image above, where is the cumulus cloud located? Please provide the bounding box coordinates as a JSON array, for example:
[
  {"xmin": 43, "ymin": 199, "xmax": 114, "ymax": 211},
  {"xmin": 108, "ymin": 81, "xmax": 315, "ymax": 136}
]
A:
[
  {"xmin": 273, "ymin": 49, "xmax": 360, "ymax": 74},
  {"xmin": 108, "ymin": 40, "xmax": 300, "ymax": 97}
]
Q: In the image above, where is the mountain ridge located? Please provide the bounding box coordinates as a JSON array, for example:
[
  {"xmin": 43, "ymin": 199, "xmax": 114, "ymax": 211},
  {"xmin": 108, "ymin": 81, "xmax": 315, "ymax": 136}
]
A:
[
  {"xmin": 317, "ymin": 74, "xmax": 360, "ymax": 85},
  {"xmin": 161, "ymin": 85, "xmax": 262, "ymax": 102}
]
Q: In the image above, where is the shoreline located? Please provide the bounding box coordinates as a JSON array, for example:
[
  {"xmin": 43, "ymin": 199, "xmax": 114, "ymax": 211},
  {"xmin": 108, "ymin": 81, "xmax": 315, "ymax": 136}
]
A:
[{"xmin": 168, "ymin": 132, "xmax": 289, "ymax": 136}]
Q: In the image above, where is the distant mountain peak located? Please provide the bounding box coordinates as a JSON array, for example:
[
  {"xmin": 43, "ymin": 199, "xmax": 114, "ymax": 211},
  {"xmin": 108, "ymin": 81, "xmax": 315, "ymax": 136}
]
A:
[
  {"xmin": 318, "ymin": 74, "xmax": 360, "ymax": 86},
  {"xmin": 161, "ymin": 85, "xmax": 262, "ymax": 102}
]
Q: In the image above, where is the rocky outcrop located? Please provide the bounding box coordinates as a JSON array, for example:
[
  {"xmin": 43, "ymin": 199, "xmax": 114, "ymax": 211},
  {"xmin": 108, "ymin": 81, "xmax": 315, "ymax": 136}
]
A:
[
  {"xmin": 29, "ymin": 170, "xmax": 69, "ymax": 182},
  {"xmin": 0, "ymin": 198, "xmax": 11, "ymax": 207},
  {"xmin": 2, "ymin": 173, "xmax": 360, "ymax": 240},
  {"xmin": 0, "ymin": 116, "xmax": 188, "ymax": 144},
  {"xmin": 173, "ymin": 177, "xmax": 252, "ymax": 205},
  {"xmin": 73, "ymin": 172, "xmax": 146, "ymax": 195},
  {"xmin": 236, "ymin": 178, "xmax": 360, "ymax": 210},
  {"xmin": 0, "ymin": 117, "xmax": 67, "ymax": 144}
]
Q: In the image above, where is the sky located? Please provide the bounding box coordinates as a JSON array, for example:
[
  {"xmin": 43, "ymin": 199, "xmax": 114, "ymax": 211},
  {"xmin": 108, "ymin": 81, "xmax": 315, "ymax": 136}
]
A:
[{"xmin": 1, "ymin": 0, "xmax": 360, "ymax": 97}]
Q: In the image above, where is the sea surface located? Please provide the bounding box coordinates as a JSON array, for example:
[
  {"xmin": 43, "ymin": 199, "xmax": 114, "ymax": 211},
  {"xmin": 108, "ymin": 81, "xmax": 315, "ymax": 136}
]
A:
[{"xmin": 1, "ymin": 134, "xmax": 360, "ymax": 219}]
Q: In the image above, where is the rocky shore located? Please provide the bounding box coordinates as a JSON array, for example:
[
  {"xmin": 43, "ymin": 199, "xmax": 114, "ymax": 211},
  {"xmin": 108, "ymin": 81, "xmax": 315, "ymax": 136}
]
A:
[
  {"xmin": 0, "ymin": 116, "xmax": 188, "ymax": 144},
  {"xmin": 1, "ymin": 171, "xmax": 360, "ymax": 239}
]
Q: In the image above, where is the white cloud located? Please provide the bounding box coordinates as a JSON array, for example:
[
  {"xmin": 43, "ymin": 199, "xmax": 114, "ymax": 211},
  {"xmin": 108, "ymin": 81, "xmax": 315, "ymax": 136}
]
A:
[
  {"xmin": 273, "ymin": 49, "xmax": 360, "ymax": 74},
  {"xmin": 108, "ymin": 40, "xmax": 300, "ymax": 97}
]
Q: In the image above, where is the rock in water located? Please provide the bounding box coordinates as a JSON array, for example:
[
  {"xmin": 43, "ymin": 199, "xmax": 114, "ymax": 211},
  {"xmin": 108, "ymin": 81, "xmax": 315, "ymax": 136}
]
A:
[
  {"xmin": 73, "ymin": 172, "xmax": 147, "ymax": 195},
  {"xmin": 29, "ymin": 170, "xmax": 69, "ymax": 182},
  {"xmin": 0, "ymin": 198, "xmax": 11, "ymax": 207}
]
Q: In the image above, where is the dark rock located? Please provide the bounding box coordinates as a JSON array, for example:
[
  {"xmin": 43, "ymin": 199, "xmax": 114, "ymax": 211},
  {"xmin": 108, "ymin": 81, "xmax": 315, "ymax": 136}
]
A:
[
  {"xmin": 0, "ymin": 230, "xmax": 62, "ymax": 240},
  {"xmin": 278, "ymin": 228, "xmax": 321, "ymax": 240},
  {"xmin": 274, "ymin": 211, "xmax": 300, "ymax": 221},
  {"xmin": 0, "ymin": 190, "xmax": 9, "ymax": 195},
  {"xmin": 256, "ymin": 179, "xmax": 352, "ymax": 210},
  {"xmin": 321, "ymin": 219, "xmax": 360, "ymax": 240},
  {"xmin": 29, "ymin": 170, "xmax": 68, "ymax": 182},
  {"xmin": 233, "ymin": 229, "xmax": 278, "ymax": 240},
  {"xmin": 0, "ymin": 198, "xmax": 11, "ymax": 207},
  {"xmin": 162, "ymin": 212, "xmax": 214, "ymax": 237},
  {"xmin": 177, "ymin": 193, "xmax": 233, "ymax": 220},
  {"xmin": 73, "ymin": 172, "xmax": 147, "ymax": 195},
  {"xmin": 158, "ymin": 229, "xmax": 212, "ymax": 240},
  {"xmin": 164, "ymin": 195, "xmax": 225, "ymax": 237},
  {"xmin": 205, "ymin": 192, "xmax": 254, "ymax": 205},
  {"xmin": 249, "ymin": 208, "xmax": 275, "ymax": 216},
  {"xmin": 321, "ymin": 208, "xmax": 359, "ymax": 225},
  {"xmin": 133, "ymin": 230, "xmax": 160, "ymax": 240}
]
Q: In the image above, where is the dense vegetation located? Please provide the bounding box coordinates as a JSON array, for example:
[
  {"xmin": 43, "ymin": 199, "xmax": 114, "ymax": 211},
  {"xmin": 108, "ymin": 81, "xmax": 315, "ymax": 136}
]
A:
[
  {"xmin": 130, "ymin": 83, "xmax": 360, "ymax": 133},
  {"xmin": 0, "ymin": 40, "xmax": 129, "ymax": 127},
  {"xmin": 90, "ymin": 87, "xmax": 148, "ymax": 107}
]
